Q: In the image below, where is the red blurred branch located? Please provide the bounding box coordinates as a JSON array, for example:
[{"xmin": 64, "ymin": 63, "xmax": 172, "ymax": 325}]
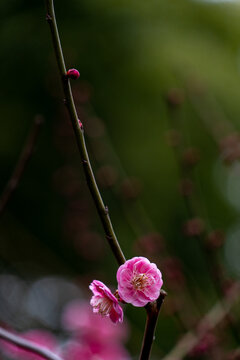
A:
[{"xmin": 0, "ymin": 327, "xmax": 62, "ymax": 360}]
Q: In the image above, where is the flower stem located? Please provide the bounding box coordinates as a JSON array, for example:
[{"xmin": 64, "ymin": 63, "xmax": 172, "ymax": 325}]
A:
[
  {"xmin": 139, "ymin": 290, "xmax": 167, "ymax": 360},
  {"xmin": 45, "ymin": 0, "xmax": 125, "ymax": 266},
  {"xmin": 0, "ymin": 327, "xmax": 62, "ymax": 360}
]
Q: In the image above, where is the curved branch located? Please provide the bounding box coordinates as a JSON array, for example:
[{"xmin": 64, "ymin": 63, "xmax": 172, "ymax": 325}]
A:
[{"xmin": 45, "ymin": 0, "xmax": 125, "ymax": 266}]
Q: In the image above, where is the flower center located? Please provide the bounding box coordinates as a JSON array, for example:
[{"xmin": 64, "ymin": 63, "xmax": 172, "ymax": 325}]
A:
[
  {"xmin": 94, "ymin": 297, "xmax": 112, "ymax": 316},
  {"xmin": 131, "ymin": 273, "xmax": 149, "ymax": 290}
]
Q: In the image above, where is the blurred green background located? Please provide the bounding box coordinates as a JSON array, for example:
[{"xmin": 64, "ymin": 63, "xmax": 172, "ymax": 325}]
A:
[{"xmin": 1, "ymin": 0, "xmax": 240, "ymax": 358}]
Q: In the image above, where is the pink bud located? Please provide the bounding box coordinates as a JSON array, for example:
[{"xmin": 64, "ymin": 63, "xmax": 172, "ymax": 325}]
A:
[{"xmin": 66, "ymin": 68, "xmax": 80, "ymax": 80}]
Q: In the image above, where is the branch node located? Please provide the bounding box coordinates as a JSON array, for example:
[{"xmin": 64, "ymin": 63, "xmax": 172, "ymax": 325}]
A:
[
  {"xmin": 78, "ymin": 119, "xmax": 83, "ymax": 130},
  {"xmin": 46, "ymin": 13, "xmax": 52, "ymax": 22}
]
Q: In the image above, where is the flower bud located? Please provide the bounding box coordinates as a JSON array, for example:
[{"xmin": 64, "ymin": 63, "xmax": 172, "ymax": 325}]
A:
[{"xmin": 66, "ymin": 68, "xmax": 80, "ymax": 80}]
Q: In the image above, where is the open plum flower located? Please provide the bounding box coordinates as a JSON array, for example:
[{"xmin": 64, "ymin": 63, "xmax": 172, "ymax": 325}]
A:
[
  {"xmin": 89, "ymin": 280, "xmax": 123, "ymax": 323},
  {"xmin": 117, "ymin": 257, "xmax": 163, "ymax": 307}
]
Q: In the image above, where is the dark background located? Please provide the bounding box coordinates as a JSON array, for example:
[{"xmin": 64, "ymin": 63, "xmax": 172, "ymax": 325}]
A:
[{"xmin": 1, "ymin": 0, "xmax": 240, "ymax": 358}]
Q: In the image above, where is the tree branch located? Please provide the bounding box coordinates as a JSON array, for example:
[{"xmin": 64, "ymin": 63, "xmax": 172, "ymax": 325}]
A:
[
  {"xmin": 45, "ymin": 0, "xmax": 125, "ymax": 266},
  {"xmin": 44, "ymin": 5, "xmax": 167, "ymax": 360},
  {"xmin": 139, "ymin": 290, "xmax": 167, "ymax": 360},
  {"xmin": 0, "ymin": 327, "xmax": 62, "ymax": 360}
]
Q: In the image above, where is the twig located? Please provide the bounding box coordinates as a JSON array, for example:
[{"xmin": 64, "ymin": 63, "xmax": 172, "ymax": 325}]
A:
[
  {"xmin": 0, "ymin": 115, "xmax": 43, "ymax": 216},
  {"xmin": 0, "ymin": 327, "xmax": 62, "ymax": 360},
  {"xmin": 45, "ymin": 0, "xmax": 125, "ymax": 266},
  {"xmin": 162, "ymin": 282, "xmax": 240, "ymax": 360},
  {"xmin": 139, "ymin": 290, "xmax": 167, "ymax": 360}
]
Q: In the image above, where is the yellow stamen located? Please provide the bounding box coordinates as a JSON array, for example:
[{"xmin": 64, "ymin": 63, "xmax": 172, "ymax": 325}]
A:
[{"xmin": 131, "ymin": 273, "xmax": 149, "ymax": 290}]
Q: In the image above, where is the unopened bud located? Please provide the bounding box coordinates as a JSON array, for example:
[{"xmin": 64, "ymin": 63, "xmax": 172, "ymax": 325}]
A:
[
  {"xmin": 78, "ymin": 119, "xmax": 83, "ymax": 129},
  {"xmin": 66, "ymin": 68, "xmax": 80, "ymax": 80}
]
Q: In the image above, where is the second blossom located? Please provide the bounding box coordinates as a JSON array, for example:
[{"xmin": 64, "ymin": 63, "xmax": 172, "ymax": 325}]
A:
[{"xmin": 89, "ymin": 280, "xmax": 123, "ymax": 323}]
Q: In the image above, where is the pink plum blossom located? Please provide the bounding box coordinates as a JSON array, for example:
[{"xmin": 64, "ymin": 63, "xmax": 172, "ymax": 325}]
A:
[
  {"xmin": 89, "ymin": 280, "xmax": 123, "ymax": 323},
  {"xmin": 117, "ymin": 256, "xmax": 163, "ymax": 307}
]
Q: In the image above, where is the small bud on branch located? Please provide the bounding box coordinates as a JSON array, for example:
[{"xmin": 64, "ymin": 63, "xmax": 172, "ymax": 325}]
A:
[{"xmin": 66, "ymin": 68, "xmax": 80, "ymax": 80}]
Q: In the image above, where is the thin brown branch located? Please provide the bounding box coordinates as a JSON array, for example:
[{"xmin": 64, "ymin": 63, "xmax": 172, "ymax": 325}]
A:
[
  {"xmin": 45, "ymin": 0, "xmax": 125, "ymax": 266},
  {"xmin": 139, "ymin": 290, "xmax": 167, "ymax": 360}
]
